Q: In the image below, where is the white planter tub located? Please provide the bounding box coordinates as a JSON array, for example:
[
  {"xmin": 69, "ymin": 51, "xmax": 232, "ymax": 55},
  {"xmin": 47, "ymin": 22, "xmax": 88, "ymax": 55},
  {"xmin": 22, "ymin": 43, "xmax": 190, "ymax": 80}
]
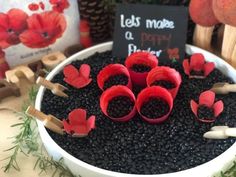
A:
[{"xmin": 35, "ymin": 41, "xmax": 236, "ymax": 177}]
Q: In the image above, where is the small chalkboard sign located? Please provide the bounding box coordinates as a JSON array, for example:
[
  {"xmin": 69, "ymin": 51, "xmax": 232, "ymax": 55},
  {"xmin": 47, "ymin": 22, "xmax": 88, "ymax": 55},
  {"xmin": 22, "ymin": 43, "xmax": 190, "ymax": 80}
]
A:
[{"xmin": 112, "ymin": 4, "xmax": 188, "ymax": 62}]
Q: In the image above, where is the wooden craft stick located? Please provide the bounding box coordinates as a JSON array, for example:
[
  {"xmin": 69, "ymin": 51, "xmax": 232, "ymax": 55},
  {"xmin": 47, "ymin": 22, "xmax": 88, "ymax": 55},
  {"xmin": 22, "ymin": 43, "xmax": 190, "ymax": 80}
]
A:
[
  {"xmin": 0, "ymin": 79, "xmax": 20, "ymax": 101},
  {"xmin": 26, "ymin": 106, "xmax": 64, "ymax": 135},
  {"xmin": 211, "ymin": 82, "xmax": 236, "ymax": 94},
  {"xmin": 5, "ymin": 65, "xmax": 35, "ymax": 87},
  {"xmin": 36, "ymin": 76, "xmax": 68, "ymax": 97},
  {"xmin": 204, "ymin": 126, "xmax": 236, "ymax": 139},
  {"xmin": 41, "ymin": 52, "xmax": 66, "ymax": 70}
]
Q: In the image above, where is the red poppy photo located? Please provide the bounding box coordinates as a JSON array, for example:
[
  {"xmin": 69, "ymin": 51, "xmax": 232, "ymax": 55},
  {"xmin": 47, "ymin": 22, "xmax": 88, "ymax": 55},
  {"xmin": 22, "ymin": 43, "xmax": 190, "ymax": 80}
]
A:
[
  {"xmin": 167, "ymin": 48, "xmax": 180, "ymax": 60},
  {"xmin": 50, "ymin": 0, "xmax": 70, "ymax": 13},
  {"xmin": 20, "ymin": 11, "xmax": 66, "ymax": 48},
  {"xmin": 0, "ymin": 8, "xmax": 28, "ymax": 49}
]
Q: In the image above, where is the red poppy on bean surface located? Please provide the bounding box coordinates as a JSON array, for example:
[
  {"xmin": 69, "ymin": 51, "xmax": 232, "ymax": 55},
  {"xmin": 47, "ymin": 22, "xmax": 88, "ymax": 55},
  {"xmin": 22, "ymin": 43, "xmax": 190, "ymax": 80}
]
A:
[
  {"xmin": 0, "ymin": 9, "xmax": 28, "ymax": 49},
  {"xmin": 20, "ymin": 11, "xmax": 66, "ymax": 48},
  {"xmin": 50, "ymin": 0, "xmax": 70, "ymax": 13}
]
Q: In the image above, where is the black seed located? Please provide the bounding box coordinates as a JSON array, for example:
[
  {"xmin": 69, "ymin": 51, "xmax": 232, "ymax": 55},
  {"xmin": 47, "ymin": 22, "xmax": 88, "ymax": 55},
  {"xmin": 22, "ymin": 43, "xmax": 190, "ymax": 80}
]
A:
[
  {"xmin": 140, "ymin": 97, "xmax": 170, "ymax": 118},
  {"xmin": 151, "ymin": 80, "xmax": 176, "ymax": 89},
  {"xmin": 103, "ymin": 74, "xmax": 128, "ymax": 90},
  {"xmin": 131, "ymin": 64, "xmax": 151, "ymax": 73},
  {"xmin": 41, "ymin": 51, "xmax": 236, "ymax": 175},
  {"xmin": 107, "ymin": 96, "xmax": 134, "ymax": 118},
  {"xmin": 197, "ymin": 105, "xmax": 215, "ymax": 120},
  {"xmin": 190, "ymin": 70, "xmax": 204, "ymax": 76}
]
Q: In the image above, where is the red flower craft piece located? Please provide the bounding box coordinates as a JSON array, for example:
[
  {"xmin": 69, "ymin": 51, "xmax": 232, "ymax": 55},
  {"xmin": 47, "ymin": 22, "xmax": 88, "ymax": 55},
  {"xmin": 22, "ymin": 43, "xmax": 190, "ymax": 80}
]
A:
[
  {"xmin": 0, "ymin": 9, "xmax": 28, "ymax": 49},
  {"xmin": 125, "ymin": 51, "xmax": 158, "ymax": 86},
  {"xmin": 167, "ymin": 48, "xmax": 180, "ymax": 60},
  {"xmin": 50, "ymin": 0, "xmax": 70, "ymax": 13},
  {"xmin": 183, "ymin": 53, "xmax": 215, "ymax": 78},
  {"xmin": 63, "ymin": 64, "xmax": 92, "ymax": 89},
  {"xmin": 28, "ymin": 3, "xmax": 39, "ymax": 11},
  {"xmin": 97, "ymin": 64, "xmax": 132, "ymax": 91},
  {"xmin": 63, "ymin": 108, "xmax": 95, "ymax": 137},
  {"xmin": 190, "ymin": 90, "xmax": 224, "ymax": 123},
  {"xmin": 20, "ymin": 11, "xmax": 66, "ymax": 48}
]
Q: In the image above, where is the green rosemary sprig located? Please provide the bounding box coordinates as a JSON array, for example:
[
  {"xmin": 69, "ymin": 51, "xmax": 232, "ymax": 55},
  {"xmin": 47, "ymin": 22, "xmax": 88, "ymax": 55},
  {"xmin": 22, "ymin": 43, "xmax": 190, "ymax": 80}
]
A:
[
  {"xmin": 219, "ymin": 161, "xmax": 236, "ymax": 177},
  {"xmin": 33, "ymin": 146, "xmax": 78, "ymax": 177},
  {"xmin": 2, "ymin": 86, "xmax": 39, "ymax": 172},
  {"xmin": 2, "ymin": 85, "xmax": 79, "ymax": 177}
]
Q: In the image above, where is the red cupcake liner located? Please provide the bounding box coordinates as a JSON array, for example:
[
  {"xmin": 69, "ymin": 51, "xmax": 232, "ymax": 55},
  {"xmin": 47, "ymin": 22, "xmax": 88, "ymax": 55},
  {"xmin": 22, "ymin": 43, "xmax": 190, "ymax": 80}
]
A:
[
  {"xmin": 146, "ymin": 66, "xmax": 182, "ymax": 99},
  {"xmin": 97, "ymin": 64, "xmax": 132, "ymax": 91},
  {"xmin": 100, "ymin": 85, "xmax": 136, "ymax": 122},
  {"xmin": 136, "ymin": 86, "xmax": 173, "ymax": 124},
  {"xmin": 125, "ymin": 51, "xmax": 158, "ymax": 86}
]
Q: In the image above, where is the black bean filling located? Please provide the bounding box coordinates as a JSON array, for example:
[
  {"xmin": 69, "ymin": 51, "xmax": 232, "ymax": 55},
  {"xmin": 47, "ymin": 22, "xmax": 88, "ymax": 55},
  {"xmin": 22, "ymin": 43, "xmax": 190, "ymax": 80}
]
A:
[
  {"xmin": 197, "ymin": 105, "xmax": 215, "ymax": 120},
  {"xmin": 41, "ymin": 51, "xmax": 236, "ymax": 174},
  {"xmin": 190, "ymin": 70, "xmax": 204, "ymax": 76},
  {"xmin": 140, "ymin": 97, "xmax": 170, "ymax": 118},
  {"xmin": 151, "ymin": 80, "xmax": 176, "ymax": 89},
  {"xmin": 103, "ymin": 74, "xmax": 128, "ymax": 90},
  {"xmin": 107, "ymin": 96, "xmax": 134, "ymax": 118},
  {"xmin": 131, "ymin": 64, "xmax": 151, "ymax": 73}
]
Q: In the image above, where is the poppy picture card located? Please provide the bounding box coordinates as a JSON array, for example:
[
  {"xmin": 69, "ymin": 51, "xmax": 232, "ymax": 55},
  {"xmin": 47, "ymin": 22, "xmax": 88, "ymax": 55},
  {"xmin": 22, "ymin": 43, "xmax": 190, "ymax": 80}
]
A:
[{"xmin": 0, "ymin": 0, "xmax": 79, "ymax": 67}]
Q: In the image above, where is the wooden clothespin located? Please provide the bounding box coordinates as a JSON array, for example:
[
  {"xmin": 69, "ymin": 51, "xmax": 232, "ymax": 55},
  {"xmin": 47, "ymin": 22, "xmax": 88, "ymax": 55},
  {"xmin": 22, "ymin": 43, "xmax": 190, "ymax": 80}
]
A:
[
  {"xmin": 36, "ymin": 76, "xmax": 68, "ymax": 97},
  {"xmin": 5, "ymin": 65, "xmax": 35, "ymax": 87},
  {"xmin": 0, "ymin": 79, "xmax": 20, "ymax": 101},
  {"xmin": 28, "ymin": 60, "xmax": 46, "ymax": 78},
  {"xmin": 41, "ymin": 51, "xmax": 66, "ymax": 70},
  {"xmin": 204, "ymin": 126, "xmax": 236, "ymax": 139},
  {"xmin": 210, "ymin": 82, "xmax": 236, "ymax": 94},
  {"xmin": 26, "ymin": 106, "xmax": 64, "ymax": 135}
]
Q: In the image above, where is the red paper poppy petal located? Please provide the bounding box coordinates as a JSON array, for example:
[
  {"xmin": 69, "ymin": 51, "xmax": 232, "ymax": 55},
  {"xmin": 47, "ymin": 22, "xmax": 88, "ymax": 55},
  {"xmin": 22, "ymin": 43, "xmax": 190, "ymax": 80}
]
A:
[
  {"xmin": 68, "ymin": 108, "xmax": 87, "ymax": 125},
  {"xmin": 79, "ymin": 64, "xmax": 91, "ymax": 79},
  {"xmin": 199, "ymin": 90, "xmax": 215, "ymax": 107},
  {"xmin": 97, "ymin": 64, "xmax": 131, "ymax": 90},
  {"xmin": 190, "ymin": 100, "xmax": 198, "ymax": 117},
  {"xmin": 146, "ymin": 66, "xmax": 182, "ymax": 99},
  {"xmin": 100, "ymin": 86, "xmax": 136, "ymax": 121},
  {"xmin": 190, "ymin": 53, "xmax": 205, "ymax": 71},
  {"xmin": 8, "ymin": 9, "xmax": 28, "ymax": 32},
  {"xmin": 73, "ymin": 125, "xmax": 88, "ymax": 135},
  {"xmin": 182, "ymin": 59, "xmax": 190, "ymax": 76},
  {"xmin": 213, "ymin": 100, "xmax": 224, "ymax": 117},
  {"xmin": 204, "ymin": 62, "xmax": 215, "ymax": 77},
  {"xmin": 28, "ymin": 3, "xmax": 39, "ymax": 11},
  {"xmin": 62, "ymin": 120, "xmax": 72, "ymax": 134},
  {"xmin": 136, "ymin": 86, "xmax": 173, "ymax": 124},
  {"xmin": 63, "ymin": 65, "xmax": 79, "ymax": 79},
  {"xmin": 87, "ymin": 115, "xmax": 96, "ymax": 131},
  {"xmin": 71, "ymin": 77, "xmax": 92, "ymax": 89}
]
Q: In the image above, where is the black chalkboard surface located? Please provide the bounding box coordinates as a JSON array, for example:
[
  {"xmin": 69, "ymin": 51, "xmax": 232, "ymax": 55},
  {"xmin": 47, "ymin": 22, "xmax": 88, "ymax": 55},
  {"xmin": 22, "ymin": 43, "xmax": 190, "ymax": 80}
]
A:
[{"xmin": 112, "ymin": 4, "xmax": 188, "ymax": 62}]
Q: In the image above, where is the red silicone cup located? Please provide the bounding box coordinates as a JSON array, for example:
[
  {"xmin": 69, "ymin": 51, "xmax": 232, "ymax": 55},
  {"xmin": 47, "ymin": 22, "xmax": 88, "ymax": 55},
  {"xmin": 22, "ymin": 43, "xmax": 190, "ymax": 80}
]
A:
[
  {"xmin": 146, "ymin": 66, "xmax": 182, "ymax": 99},
  {"xmin": 100, "ymin": 85, "xmax": 136, "ymax": 122},
  {"xmin": 136, "ymin": 86, "xmax": 173, "ymax": 124},
  {"xmin": 125, "ymin": 51, "xmax": 158, "ymax": 87},
  {"xmin": 97, "ymin": 64, "xmax": 132, "ymax": 91}
]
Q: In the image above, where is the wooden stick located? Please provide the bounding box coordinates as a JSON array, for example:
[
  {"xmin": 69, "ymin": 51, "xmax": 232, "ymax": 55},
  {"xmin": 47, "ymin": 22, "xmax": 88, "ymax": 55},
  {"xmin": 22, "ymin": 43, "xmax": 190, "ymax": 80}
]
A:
[
  {"xmin": 204, "ymin": 126, "xmax": 236, "ymax": 139},
  {"xmin": 221, "ymin": 25, "xmax": 236, "ymax": 64},
  {"xmin": 5, "ymin": 65, "xmax": 35, "ymax": 87},
  {"xmin": 41, "ymin": 52, "xmax": 66, "ymax": 70},
  {"xmin": 211, "ymin": 82, "xmax": 236, "ymax": 94},
  {"xmin": 26, "ymin": 106, "xmax": 64, "ymax": 135},
  {"xmin": 36, "ymin": 76, "xmax": 68, "ymax": 97},
  {"xmin": 193, "ymin": 25, "xmax": 215, "ymax": 52},
  {"xmin": 231, "ymin": 44, "xmax": 236, "ymax": 68}
]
